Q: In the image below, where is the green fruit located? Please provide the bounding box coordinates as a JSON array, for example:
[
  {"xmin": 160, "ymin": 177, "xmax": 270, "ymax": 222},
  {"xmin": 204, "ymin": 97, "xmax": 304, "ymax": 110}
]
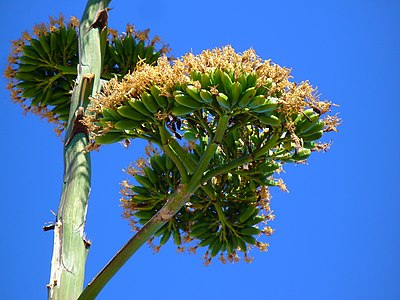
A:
[
  {"xmin": 117, "ymin": 105, "xmax": 147, "ymax": 121},
  {"xmin": 190, "ymin": 221, "xmax": 211, "ymax": 232},
  {"xmin": 18, "ymin": 64, "xmax": 40, "ymax": 72},
  {"xmin": 244, "ymin": 216, "xmax": 266, "ymax": 227},
  {"xmin": 292, "ymin": 148, "xmax": 311, "ymax": 161},
  {"xmin": 302, "ymin": 130, "xmax": 323, "ymax": 142},
  {"xmin": 30, "ymin": 91, "xmax": 45, "ymax": 106},
  {"xmin": 123, "ymin": 34, "xmax": 134, "ymax": 57},
  {"xmin": 131, "ymin": 185, "xmax": 151, "ymax": 195},
  {"xmin": 200, "ymin": 73, "xmax": 212, "ymax": 88},
  {"xmin": 239, "ymin": 205, "xmax": 257, "ymax": 223},
  {"xmin": 190, "ymin": 225, "xmax": 211, "ymax": 238},
  {"xmin": 198, "ymin": 235, "xmax": 217, "ymax": 247},
  {"xmin": 258, "ymin": 114, "xmax": 281, "ymax": 126},
  {"xmin": 237, "ymin": 73, "xmax": 247, "ymax": 89},
  {"xmin": 209, "ymin": 239, "xmax": 222, "ymax": 258},
  {"xmin": 107, "ymin": 44, "xmax": 123, "ymax": 65},
  {"xmin": 154, "ymin": 225, "xmax": 168, "ymax": 237},
  {"xmin": 38, "ymin": 34, "xmax": 51, "ymax": 57},
  {"xmin": 165, "ymin": 155, "xmax": 175, "ymax": 171},
  {"xmin": 150, "ymin": 155, "xmax": 167, "ymax": 174},
  {"xmin": 95, "ymin": 132, "xmax": 125, "ymax": 144},
  {"xmin": 237, "ymin": 237, "xmax": 247, "ymax": 252},
  {"xmin": 127, "ymin": 99, "xmax": 153, "ymax": 118},
  {"xmin": 185, "ymin": 85, "xmax": 202, "ymax": 102},
  {"xmin": 251, "ymin": 97, "xmax": 279, "ymax": 113},
  {"xmin": 102, "ymin": 107, "xmax": 122, "ymax": 121},
  {"xmin": 144, "ymin": 45, "xmax": 155, "ymax": 61},
  {"xmin": 248, "ymin": 95, "xmax": 266, "ymax": 108},
  {"xmin": 132, "ymin": 194, "xmax": 158, "ymax": 202},
  {"xmin": 173, "ymin": 229, "xmax": 182, "ymax": 246},
  {"xmin": 51, "ymin": 101, "xmax": 70, "ymax": 114},
  {"xmin": 19, "ymin": 55, "xmax": 42, "ymax": 65},
  {"xmin": 298, "ymin": 116, "xmax": 320, "ymax": 133},
  {"xmin": 114, "ymin": 39, "xmax": 126, "ymax": 58},
  {"xmin": 230, "ymin": 234, "xmax": 239, "ymax": 251},
  {"xmin": 15, "ymin": 72, "xmax": 36, "ymax": 82},
  {"xmin": 50, "ymin": 31, "xmax": 58, "ymax": 54},
  {"xmin": 29, "ymin": 39, "xmax": 47, "ymax": 60},
  {"xmin": 220, "ymin": 71, "xmax": 233, "ymax": 94},
  {"xmin": 160, "ymin": 229, "xmax": 172, "ymax": 246},
  {"xmin": 212, "ymin": 69, "xmax": 223, "ymax": 86},
  {"xmin": 21, "ymin": 84, "xmax": 40, "ymax": 98},
  {"xmin": 22, "ymin": 45, "xmax": 41, "ymax": 60},
  {"xmin": 144, "ymin": 167, "xmax": 158, "ymax": 186},
  {"xmin": 172, "ymin": 105, "xmax": 196, "ymax": 116},
  {"xmin": 134, "ymin": 41, "xmax": 145, "ymax": 62},
  {"xmin": 150, "ymin": 85, "xmax": 168, "ymax": 108},
  {"xmin": 231, "ymin": 81, "xmax": 242, "ymax": 106},
  {"xmin": 238, "ymin": 87, "xmax": 256, "ymax": 107},
  {"xmin": 239, "ymin": 226, "xmax": 262, "ymax": 235},
  {"xmin": 47, "ymin": 95, "xmax": 69, "ymax": 106},
  {"xmin": 216, "ymin": 92, "xmax": 231, "ymax": 109},
  {"xmin": 134, "ymin": 211, "xmax": 155, "ymax": 219},
  {"xmin": 246, "ymin": 73, "xmax": 257, "ymax": 89},
  {"xmin": 114, "ymin": 119, "xmax": 141, "ymax": 130},
  {"xmin": 302, "ymin": 120, "xmax": 325, "ymax": 135},
  {"xmin": 239, "ymin": 235, "xmax": 257, "ymax": 245},
  {"xmin": 41, "ymin": 88, "xmax": 54, "ymax": 106},
  {"xmin": 141, "ymin": 92, "xmax": 159, "ymax": 114},
  {"xmin": 134, "ymin": 174, "xmax": 154, "ymax": 190},
  {"xmin": 199, "ymin": 89, "xmax": 214, "ymax": 103},
  {"xmin": 174, "ymin": 93, "xmax": 202, "ymax": 109}
]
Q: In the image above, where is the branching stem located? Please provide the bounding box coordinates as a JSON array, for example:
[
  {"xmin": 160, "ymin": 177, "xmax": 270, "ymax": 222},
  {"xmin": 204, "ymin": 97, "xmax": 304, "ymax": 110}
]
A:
[{"xmin": 78, "ymin": 114, "xmax": 231, "ymax": 299}]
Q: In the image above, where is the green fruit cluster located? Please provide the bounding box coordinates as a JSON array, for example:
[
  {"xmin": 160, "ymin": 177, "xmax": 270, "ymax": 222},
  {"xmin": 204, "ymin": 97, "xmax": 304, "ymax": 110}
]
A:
[
  {"xmin": 94, "ymin": 86, "xmax": 170, "ymax": 144},
  {"xmin": 94, "ymin": 46, "xmax": 339, "ymax": 262},
  {"xmin": 123, "ymin": 136, "xmax": 280, "ymax": 260},
  {"xmin": 94, "ymin": 69, "xmax": 327, "ymax": 154},
  {"xmin": 103, "ymin": 32, "xmax": 161, "ymax": 80},
  {"xmin": 126, "ymin": 154, "xmax": 188, "ymax": 247},
  {"xmin": 295, "ymin": 108, "xmax": 325, "ymax": 143},
  {"xmin": 170, "ymin": 70, "xmax": 281, "ymax": 121},
  {"xmin": 15, "ymin": 25, "xmax": 79, "ymax": 122},
  {"xmin": 7, "ymin": 18, "xmax": 167, "ymax": 130},
  {"xmin": 94, "ymin": 71, "xmax": 285, "ymax": 145}
]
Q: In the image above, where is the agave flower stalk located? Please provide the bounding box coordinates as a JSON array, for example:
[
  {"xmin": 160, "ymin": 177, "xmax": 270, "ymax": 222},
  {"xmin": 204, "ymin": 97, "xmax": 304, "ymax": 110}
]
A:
[{"xmin": 47, "ymin": 1, "xmax": 110, "ymax": 299}]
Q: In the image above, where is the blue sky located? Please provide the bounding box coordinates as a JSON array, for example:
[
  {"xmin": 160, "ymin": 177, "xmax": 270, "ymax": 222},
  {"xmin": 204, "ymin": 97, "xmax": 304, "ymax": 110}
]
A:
[{"xmin": 1, "ymin": 0, "xmax": 399, "ymax": 299}]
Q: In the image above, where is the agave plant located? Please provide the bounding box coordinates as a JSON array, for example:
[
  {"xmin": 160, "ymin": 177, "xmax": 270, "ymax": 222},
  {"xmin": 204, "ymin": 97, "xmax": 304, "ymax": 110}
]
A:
[{"xmin": 4, "ymin": 1, "xmax": 340, "ymax": 299}]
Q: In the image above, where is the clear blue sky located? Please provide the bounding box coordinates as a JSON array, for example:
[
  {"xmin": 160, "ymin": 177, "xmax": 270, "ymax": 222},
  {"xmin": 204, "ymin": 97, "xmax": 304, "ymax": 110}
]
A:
[{"xmin": 1, "ymin": 0, "xmax": 399, "ymax": 299}]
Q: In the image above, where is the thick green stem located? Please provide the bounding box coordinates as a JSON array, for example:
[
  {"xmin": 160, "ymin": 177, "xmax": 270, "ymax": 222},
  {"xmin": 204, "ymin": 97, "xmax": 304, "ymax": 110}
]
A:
[
  {"xmin": 203, "ymin": 131, "xmax": 281, "ymax": 182},
  {"xmin": 159, "ymin": 124, "xmax": 189, "ymax": 182},
  {"xmin": 47, "ymin": 1, "xmax": 110, "ymax": 299},
  {"xmin": 190, "ymin": 115, "xmax": 230, "ymax": 184},
  {"xmin": 167, "ymin": 138, "xmax": 198, "ymax": 174},
  {"xmin": 252, "ymin": 132, "xmax": 280, "ymax": 159},
  {"xmin": 78, "ymin": 183, "xmax": 198, "ymax": 300}
]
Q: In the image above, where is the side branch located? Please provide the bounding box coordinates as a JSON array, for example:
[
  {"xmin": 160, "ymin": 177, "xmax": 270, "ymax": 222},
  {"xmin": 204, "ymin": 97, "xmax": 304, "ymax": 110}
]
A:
[{"xmin": 78, "ymin": 183, "xmax": 197, "ymax": 300}]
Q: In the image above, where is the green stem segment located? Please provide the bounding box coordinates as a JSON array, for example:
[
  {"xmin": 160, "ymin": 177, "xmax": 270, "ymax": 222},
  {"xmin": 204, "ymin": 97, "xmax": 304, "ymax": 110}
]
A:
[
  {"xmin": 203, "ymin": 132, "xmax": 281, "ymax": 181},
  {"xmin": 78, "ymin": 183, "xmax": 196, "ymax": 300},
  {"xmin": 78, "ymin": 115, "xmax": 231, "ymax": 299},
  {"xmin": 159, "ymin": 124, "xmax": 189, "ymax": 183},
  {"xmin": 47, "ymin": 1, "xmax": 110, "ymax": 300}
]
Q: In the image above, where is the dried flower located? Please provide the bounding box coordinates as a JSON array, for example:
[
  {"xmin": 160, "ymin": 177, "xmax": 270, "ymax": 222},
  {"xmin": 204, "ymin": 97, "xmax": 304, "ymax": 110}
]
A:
[{"xmin": 257, "ymin": 242, "xmax": 270, "ymax": 252}]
